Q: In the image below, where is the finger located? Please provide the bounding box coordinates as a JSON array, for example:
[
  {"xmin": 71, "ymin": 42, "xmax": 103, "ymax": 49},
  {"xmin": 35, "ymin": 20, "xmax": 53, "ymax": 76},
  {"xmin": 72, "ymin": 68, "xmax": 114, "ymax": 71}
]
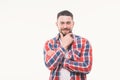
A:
[
  {"xmin": 69, "ymin": 33, "xmax": 72, "ymax": 35},
  {"xmin": 68, "ymin": 33, "xmax": 73, "ymax": 38}
]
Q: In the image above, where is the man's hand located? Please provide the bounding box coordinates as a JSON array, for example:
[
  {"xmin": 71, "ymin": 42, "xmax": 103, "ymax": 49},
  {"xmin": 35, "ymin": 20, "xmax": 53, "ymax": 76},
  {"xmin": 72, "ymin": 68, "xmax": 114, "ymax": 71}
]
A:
[{"xmin": 60, "ymin": 33, "xmax": 73, "ymax": 50}]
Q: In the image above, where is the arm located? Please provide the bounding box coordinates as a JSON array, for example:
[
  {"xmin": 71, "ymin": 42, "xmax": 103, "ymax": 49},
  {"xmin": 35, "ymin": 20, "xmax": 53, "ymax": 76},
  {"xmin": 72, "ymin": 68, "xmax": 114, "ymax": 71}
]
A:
[
  {"xmin": 43, "ymin": 40, "xmax": 66, "ymax": 71},
  {"xmin": 63, "ymin": 39, "xmax": 92, "ymax": 74}
]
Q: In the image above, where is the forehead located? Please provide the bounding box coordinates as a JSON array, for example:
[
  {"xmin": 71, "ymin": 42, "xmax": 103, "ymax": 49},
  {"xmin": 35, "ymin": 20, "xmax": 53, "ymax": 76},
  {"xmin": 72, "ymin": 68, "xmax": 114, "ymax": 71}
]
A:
[{"xmin": 57, "ymin": 16, "xmax": 73, "ymax": 21}]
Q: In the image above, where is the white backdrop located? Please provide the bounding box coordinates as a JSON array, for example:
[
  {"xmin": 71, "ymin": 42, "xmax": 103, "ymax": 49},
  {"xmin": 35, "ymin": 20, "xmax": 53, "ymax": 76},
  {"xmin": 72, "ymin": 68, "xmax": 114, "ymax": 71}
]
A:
[{"xmin": 0, "ymin": 0, "xmax": 120, "ymax": 80}]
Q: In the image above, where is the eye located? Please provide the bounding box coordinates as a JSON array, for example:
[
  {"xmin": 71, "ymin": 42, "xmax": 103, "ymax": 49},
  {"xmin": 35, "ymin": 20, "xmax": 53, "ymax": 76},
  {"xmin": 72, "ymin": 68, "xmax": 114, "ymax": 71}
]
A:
[
  {"xmin": 60, "ymin": 22, "xmax": 64, "ymax": 25},
  {"xmin": 66, "ymin": 21, "xmax": 71, "ymax": 25}
]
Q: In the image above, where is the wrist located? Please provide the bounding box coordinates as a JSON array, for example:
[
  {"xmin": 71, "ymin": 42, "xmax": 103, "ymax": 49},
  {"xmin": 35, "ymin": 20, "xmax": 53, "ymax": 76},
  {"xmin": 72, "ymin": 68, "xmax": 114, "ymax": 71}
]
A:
[{"xmin": 62, "ymin": 45, "xmax": 68, "ymax": 50}]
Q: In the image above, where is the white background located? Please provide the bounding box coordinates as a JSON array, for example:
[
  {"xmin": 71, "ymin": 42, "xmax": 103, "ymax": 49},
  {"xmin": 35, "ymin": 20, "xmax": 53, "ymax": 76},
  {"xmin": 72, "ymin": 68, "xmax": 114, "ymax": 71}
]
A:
[{"xmin": 0, "ymin": 0, "xmax": 120, "ymax": 80}]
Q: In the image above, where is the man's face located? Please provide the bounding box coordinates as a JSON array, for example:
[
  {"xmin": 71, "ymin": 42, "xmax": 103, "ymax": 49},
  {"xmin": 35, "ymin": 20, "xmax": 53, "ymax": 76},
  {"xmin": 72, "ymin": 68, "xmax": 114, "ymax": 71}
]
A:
[{"xmin": 56, "ymin": 16, "xmax": 74, "ymax": 36}]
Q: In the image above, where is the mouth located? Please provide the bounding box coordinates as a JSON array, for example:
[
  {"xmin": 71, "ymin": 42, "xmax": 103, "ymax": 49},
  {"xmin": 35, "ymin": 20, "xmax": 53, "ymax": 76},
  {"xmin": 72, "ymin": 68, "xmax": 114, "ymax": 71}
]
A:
[
  {"xmin": 62, "ymin": 29, "xmax": 71, "ymax": 32},
  {"xmin": 61, "ymin": 30, "xmax": 72, "ymax": 36}
]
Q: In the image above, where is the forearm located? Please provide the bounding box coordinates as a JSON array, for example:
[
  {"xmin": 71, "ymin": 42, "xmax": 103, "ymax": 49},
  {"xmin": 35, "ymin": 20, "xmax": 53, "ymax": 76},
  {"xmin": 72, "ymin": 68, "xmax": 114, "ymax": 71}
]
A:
[
  {"xmin": 63, "ymin": 42, "xmax": 92, "ymax": 73},
  {"xmin": 63, "ymin": 57, "xmax": 92, "ymax": 73},
  {"xmin": 44, "ymin": 46, "xmax": 66, "ymax": 70}
]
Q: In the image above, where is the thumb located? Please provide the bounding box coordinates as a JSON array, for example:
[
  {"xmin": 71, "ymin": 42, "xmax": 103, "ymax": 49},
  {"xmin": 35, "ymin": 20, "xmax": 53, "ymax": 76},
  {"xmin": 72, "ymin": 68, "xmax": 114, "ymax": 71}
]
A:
[{"xmin": 60, "ymin": 33, "xmax": 64, "ymax": 39}]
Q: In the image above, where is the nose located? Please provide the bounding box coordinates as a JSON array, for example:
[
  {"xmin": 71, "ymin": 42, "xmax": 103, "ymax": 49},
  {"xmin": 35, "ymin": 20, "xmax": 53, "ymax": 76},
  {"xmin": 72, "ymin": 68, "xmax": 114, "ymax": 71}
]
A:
[{"xmin": 63, "ymin": 23, "xmax": 67, "ymax": 28}]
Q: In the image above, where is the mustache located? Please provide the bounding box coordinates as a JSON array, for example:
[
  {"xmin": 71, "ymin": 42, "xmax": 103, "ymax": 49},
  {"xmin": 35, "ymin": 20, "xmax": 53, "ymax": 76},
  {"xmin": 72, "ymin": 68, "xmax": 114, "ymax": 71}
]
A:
[
  {"xmin": 60, "ymin": 29, "xmax": 72, "ymax": 36},
  {"xmin": 62, "ymin": 28, "xmax": 70, "ymax": 30}
]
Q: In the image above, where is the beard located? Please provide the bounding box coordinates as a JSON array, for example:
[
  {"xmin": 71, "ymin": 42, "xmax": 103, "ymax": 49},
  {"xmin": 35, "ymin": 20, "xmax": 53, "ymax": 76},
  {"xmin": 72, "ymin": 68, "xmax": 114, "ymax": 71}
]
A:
[{"xmin": 59, "ymin": 28, "xmax": 72, "ymax": 36}]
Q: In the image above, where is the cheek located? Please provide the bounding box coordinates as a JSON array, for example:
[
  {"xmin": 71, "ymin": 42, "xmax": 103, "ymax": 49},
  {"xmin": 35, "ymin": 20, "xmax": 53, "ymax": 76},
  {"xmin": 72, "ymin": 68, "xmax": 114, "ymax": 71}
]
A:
[
  {"xmin": 58, "ymin": 25, "xmax": 63, "ymax": 29},
  {"xmin": 68, "ymin": 25, "xmax": 73, "ymax": 29},
  {"xmin": 58, "ymin": 27, "xmax": 62, "ymax": 31}
]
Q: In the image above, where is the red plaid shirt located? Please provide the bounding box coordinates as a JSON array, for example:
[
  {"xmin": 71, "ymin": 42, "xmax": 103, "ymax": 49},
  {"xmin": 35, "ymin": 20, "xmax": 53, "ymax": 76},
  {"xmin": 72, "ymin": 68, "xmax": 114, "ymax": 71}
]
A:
[{"xmin": 43, "ymin": 33, "xmax": 92, "ymax": 80}]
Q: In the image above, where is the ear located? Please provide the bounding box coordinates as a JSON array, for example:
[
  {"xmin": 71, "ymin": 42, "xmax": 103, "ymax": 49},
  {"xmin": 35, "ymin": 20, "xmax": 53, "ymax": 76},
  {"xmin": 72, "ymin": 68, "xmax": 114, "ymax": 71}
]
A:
[
  {"xmin": 56, "ymin": 22, "xmax": 58, "ymax": 27},
  {"xmin": 72, "ymin": 21, "xmax": 74, "ymax": 28},
  {"xmin": 73, "ymin": 21, "xmax": 74, "ymax": 26}
]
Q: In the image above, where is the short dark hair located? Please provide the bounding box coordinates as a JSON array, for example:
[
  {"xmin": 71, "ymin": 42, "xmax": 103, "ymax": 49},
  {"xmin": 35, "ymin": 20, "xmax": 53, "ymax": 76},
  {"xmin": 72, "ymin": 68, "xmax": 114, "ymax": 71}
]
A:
[{"xmin": 57, "ymin": 10, "xmax": 73, "ymax": 19}]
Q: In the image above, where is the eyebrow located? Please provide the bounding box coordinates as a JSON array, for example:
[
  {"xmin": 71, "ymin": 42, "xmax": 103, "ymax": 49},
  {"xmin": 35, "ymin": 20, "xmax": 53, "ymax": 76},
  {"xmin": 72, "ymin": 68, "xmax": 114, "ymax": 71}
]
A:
[
  {"xmin": 60, "ymin": 21, "xmax": 71, "ymax": 23},
  {"xmin": 60, "ymin": 21, "xmax": 71, "ymax": 24}
]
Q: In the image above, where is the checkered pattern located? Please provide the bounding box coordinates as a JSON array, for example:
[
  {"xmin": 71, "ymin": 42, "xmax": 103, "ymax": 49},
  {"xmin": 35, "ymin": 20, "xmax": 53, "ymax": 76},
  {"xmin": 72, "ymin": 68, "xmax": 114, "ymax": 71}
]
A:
[{"xmin": 43, "ymin": 33, "xmax": 92, "ymax": 80}]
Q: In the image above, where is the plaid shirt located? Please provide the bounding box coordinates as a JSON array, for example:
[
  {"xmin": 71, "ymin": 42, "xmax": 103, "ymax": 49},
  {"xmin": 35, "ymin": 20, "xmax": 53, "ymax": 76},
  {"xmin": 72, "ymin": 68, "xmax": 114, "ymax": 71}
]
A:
[{"xmin": 43, "ymin": 33, "xmax": 92, "ymax": 80}]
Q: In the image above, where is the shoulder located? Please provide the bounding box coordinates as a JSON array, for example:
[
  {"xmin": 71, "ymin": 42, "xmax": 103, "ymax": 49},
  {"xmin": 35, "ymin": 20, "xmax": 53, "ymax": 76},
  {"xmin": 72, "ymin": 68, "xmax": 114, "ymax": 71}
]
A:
[
  {"xmin": 44, "ymin": 36, "xmax": 57, "ymax": 45},
  {"xmin": 74, "ymin": 34, "xmax": 91, "ymax": 44},
  {"xmin": 74, "ymin": 34, "xmax": 87, "ymax": 40}
]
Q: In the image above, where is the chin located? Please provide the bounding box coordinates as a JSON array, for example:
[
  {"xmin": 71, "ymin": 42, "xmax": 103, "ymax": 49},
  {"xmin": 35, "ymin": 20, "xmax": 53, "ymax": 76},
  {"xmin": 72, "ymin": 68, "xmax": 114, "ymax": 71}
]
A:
[
  {"xmin": 62, "ymin": 33, "xmax": 66, "ymax": 36},
  {"xmin": 63, "ymin": 31, "xmax": 71, "ymax": 34},
  {"xmin": 59, "ymin": 30, "xmax": 72, "ymax": 36},
  {"xmin": 62, "ymin": 32, "xmax": 68, "ymax": 36}
]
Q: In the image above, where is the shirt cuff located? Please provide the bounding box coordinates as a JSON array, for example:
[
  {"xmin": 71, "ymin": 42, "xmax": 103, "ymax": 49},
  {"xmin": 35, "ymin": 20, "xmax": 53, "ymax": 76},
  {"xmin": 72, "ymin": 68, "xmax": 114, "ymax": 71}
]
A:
[{"xmin": 60, "ymin": 46, "xmax": 67, "ymax": 53}]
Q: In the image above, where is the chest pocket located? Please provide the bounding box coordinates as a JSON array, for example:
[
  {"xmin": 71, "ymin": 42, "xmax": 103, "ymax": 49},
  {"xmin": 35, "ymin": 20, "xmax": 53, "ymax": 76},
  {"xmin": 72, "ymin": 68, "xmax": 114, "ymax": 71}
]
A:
[
  {"xmin": 68, "ymin": 49, "xmax": 82, "ymax": 61},
  {"xmin": 73, "ymin": 49, "xmax": 82, "ymax": 61}
]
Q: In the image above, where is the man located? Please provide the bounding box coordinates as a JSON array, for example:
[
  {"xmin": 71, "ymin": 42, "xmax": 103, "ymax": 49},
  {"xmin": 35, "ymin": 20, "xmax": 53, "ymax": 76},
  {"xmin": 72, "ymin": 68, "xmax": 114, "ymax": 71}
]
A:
[{"xmin": 43, "ymin": 10, "xmax": 92, "ymax": 80}]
